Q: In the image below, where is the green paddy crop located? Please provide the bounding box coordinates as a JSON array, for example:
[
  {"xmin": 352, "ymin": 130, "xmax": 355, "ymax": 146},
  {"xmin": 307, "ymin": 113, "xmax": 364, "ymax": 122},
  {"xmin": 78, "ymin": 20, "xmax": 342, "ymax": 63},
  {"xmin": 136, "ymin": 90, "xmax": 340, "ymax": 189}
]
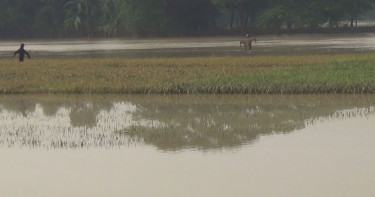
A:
[{"xmin": 1, "ymin": 54, "xmax": 375, "ymax": 94}]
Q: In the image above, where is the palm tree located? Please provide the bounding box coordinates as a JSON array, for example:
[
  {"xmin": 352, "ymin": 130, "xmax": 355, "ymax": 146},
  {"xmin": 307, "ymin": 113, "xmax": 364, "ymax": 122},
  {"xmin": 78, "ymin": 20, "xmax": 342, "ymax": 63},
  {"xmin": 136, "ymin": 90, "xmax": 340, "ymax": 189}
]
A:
[
  {"xmin": 98, "ymin": 0, "xmax": 123, "ymax": 37},
  {"xmin": 64, "ymin": 0, "xmax": 92, "ymax": 37}
]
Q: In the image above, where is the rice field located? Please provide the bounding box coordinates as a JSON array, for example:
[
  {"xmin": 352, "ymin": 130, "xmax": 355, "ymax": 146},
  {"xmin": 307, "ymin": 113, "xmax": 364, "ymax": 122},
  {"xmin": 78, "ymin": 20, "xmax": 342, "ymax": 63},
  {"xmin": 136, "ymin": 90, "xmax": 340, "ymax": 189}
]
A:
[{"xmin": 1, "ymin": 54, "xmax": 375, "ymax": 94}]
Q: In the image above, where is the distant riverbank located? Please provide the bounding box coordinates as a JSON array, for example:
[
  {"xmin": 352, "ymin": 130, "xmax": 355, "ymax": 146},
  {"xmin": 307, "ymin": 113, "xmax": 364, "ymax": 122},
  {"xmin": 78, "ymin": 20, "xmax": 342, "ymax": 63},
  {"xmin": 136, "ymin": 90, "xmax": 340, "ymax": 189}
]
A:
[{"xmin": 1, "ymin": 54, "xmax": 375, "ymax": 94}]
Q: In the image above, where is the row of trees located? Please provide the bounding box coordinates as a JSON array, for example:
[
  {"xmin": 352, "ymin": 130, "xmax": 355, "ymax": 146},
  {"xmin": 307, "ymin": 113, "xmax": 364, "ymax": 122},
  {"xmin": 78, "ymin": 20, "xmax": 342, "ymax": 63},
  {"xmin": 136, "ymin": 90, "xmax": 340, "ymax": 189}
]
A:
[{"xmin": 0, "ymin": 0, "xmax": 374, "ymax": 38}]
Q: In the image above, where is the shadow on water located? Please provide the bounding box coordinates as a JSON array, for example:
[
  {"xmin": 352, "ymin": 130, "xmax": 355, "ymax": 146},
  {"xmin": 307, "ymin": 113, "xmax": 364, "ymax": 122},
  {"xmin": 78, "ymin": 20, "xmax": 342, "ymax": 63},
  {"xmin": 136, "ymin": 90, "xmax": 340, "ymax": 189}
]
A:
[{"xmin": 0, "ymin": 94, "xmax": 374, "ymax": 150}]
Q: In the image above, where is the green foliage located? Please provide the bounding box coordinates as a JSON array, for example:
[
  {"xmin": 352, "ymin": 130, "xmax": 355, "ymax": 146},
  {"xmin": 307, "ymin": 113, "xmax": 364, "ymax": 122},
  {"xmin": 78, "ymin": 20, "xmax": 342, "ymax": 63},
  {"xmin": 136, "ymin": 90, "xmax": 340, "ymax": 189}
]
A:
[
  {"xmin": 97, "ymin": 0, "xmax": 123, "ymax": 37},
  {"xmin": 0, "ymin": 0, "xmax": 375, "ymax": 38},
  {"xmin": 119, "ymin": 0, "xmax": 175, "ymax": 36},
  {"xmin": 166, "ymin": 0, "xmax": 219, "ymax": 33},
  {"xmin": 256, "ymin": 5, "xmax": 288, "ymax": 30}
]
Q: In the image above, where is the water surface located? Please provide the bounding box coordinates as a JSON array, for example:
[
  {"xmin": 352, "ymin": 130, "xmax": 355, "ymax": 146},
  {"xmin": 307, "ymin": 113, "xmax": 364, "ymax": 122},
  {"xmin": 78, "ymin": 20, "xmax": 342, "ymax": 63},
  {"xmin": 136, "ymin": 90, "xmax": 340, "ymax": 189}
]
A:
[
  {"xmin": 0, "ymin": 95, "xmax": 374, "ymax": 197},
  {"xmin": 2, "ymin": 33, "xmax": 375, "ymax": 58}
]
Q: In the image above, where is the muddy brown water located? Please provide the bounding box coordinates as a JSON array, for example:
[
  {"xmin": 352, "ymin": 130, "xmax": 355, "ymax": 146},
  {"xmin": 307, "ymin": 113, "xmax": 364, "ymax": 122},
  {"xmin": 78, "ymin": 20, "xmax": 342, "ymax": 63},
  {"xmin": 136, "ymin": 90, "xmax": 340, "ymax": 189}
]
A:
[
  {"xmin": 0, "ymin": 94, "xmax": 374, "ymax": 197},
  {"xmin": 2, "ymin": 33, "xmax": 375, "ymax": 58}
]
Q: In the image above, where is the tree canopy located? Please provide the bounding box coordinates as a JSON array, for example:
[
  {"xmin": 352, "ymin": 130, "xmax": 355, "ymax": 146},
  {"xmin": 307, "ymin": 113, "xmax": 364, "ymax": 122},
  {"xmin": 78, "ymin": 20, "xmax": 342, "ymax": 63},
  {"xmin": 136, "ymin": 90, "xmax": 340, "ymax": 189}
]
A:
[{"xmin": 0, "ymin": 0, "xmax": 374, "ymax": 38}]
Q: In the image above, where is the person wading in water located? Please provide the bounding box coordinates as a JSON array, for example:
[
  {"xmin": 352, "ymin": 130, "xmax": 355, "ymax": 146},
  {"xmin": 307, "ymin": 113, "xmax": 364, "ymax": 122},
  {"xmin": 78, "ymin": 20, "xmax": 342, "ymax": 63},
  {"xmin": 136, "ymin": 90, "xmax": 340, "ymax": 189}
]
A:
[
  {"xmin": 240, "ymin": 34, "xmax": 256, "ymax": 51},
  {"xmin": 13, "ymin": 43, "xmax": 31, "ymax": 62}
]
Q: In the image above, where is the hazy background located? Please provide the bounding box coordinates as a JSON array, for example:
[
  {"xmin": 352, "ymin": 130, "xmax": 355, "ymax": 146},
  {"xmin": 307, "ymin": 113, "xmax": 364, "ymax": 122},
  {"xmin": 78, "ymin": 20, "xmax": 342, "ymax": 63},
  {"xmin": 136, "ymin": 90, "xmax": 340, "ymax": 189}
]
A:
[{"xmin": 1, "ymin": 0, "xmax": 375, "ymax": 39}]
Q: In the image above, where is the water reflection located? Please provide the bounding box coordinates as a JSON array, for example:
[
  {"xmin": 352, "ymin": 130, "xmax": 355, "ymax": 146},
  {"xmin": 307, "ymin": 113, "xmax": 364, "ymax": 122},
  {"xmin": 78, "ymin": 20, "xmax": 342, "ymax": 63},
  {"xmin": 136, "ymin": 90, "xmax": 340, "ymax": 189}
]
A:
[{"xmin": 0, "ymin": 95, "xmax": 374, "ymax": 150}]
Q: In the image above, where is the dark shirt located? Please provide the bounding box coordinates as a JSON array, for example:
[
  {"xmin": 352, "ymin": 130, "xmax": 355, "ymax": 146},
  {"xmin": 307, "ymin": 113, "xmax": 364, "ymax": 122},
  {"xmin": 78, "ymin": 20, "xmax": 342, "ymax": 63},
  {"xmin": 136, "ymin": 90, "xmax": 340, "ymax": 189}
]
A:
[{"xmin": 14, "ymin": 48, "xmax": 30, "ymax": 62}]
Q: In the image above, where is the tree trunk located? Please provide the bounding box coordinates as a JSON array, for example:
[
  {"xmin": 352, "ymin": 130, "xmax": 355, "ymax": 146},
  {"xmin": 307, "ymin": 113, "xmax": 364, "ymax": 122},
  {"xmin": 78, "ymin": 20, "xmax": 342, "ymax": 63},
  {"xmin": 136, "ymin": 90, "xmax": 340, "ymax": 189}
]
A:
[
  {"xmin": 230, "ymin": 9, "xmax": 235, "ymax": 29},
  {"xmin": 238, "ymin": 10, "xmax": 245, "ymax": 32},
  {"xmin": 245, "ymin": 14, "xmax": 249, "ymax": 28},
  {"xmin": 276, "ymin": 16, "xmax": 281, "ymax": 31},
  {"xmin": 84, "ymin": 0, "xmax": 90, "ymax": 38},
  {"xmin": 287, "ymin": 21, "xmax": 292, "ymax": 30}
]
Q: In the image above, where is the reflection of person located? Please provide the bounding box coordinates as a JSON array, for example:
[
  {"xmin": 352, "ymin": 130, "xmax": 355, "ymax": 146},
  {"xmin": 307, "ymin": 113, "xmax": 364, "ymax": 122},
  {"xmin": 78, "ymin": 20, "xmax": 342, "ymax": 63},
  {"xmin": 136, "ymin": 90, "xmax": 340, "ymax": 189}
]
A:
[{"xmin": 13, "ymin": 43, "xmax": 31, "ymax": 62}]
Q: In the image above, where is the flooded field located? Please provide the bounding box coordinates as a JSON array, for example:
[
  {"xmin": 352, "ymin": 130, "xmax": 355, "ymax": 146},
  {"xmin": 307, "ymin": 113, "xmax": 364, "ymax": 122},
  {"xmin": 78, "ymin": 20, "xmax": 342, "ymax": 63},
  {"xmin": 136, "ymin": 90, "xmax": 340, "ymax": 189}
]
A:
[
  {"xmin": 1, "ymin": 33, "xmax": 375, "ymax": 58},
  {"xmin": 0, "ymin": 94, "xmax": 375, "ymax": 197}
]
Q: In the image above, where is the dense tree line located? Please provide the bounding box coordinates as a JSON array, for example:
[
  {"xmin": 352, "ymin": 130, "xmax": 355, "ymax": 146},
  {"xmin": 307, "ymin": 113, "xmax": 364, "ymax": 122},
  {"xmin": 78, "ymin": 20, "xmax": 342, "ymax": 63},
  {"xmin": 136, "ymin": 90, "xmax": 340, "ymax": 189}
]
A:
[{"xmin": 0, "ymin": 0, "xmax": 374, "ymax": 38}]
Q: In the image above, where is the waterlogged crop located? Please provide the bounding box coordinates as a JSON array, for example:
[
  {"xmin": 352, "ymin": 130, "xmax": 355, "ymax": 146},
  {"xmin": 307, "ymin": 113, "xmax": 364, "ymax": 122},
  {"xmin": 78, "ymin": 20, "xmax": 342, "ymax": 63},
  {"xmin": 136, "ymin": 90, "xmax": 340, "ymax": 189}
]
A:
[{"xmin": 1, "ymin": 54, "xmax": 375, "ymax": 94}]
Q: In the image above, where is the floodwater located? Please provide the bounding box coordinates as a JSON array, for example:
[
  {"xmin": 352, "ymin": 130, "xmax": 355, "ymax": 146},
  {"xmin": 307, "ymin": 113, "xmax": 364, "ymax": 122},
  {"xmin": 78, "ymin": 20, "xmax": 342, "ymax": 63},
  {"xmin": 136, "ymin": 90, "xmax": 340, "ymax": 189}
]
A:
[
  {"xmin": 0, "ymin": 94, "xmax": 375, "ymax": 197},
  {"xmin": 1, "ymin": 33, "xmax": 375, "ymax": 58}
]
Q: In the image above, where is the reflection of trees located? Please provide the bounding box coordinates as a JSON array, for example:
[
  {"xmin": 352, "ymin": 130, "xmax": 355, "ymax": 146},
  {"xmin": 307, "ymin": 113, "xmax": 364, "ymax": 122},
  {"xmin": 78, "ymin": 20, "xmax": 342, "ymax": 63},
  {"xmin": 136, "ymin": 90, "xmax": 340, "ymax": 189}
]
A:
[
  {"xmin": 0, "ymin": 98, "xmax": 36, "ymax": 117},
  {"xmin": 41, "ymin": 102, "xmax": 61, "ymax": 117},
  {"xmin": 125, "ymin": 95, "xmax": 375, "ymax": 151},
  {"xmin": 69, "ymin": 102, "xmax": 112, "ymax": 128},
  {"xmin": 127, "ymin": 104, "xmax": 302, "ymax": 150},
  {"xmin": 0, "ymin": 95, "xmax": 117, "ymax": 149},
  {"xmin": 0, "ymin": 95, "xmax": 113, "ymax": 128},
  {"xmin": 69, "ymin": 105, "xmax": 99, "ymax": 128},
  {"xmin": 0, "ymin": 95, "xmax": 374, "ymax": 150}
]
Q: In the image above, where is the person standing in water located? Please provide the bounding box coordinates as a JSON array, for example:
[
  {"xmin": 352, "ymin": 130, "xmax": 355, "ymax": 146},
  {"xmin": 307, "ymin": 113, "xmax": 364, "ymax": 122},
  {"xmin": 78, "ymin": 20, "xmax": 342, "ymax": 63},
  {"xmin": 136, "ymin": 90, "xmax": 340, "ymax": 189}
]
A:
[
  {"xmin": 240, "ymin": 34, "xmax": 256, "ymax": 51},
  {"xmin": 13, "ymin": 43, "xmax": 31, "ymax": 62}
]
